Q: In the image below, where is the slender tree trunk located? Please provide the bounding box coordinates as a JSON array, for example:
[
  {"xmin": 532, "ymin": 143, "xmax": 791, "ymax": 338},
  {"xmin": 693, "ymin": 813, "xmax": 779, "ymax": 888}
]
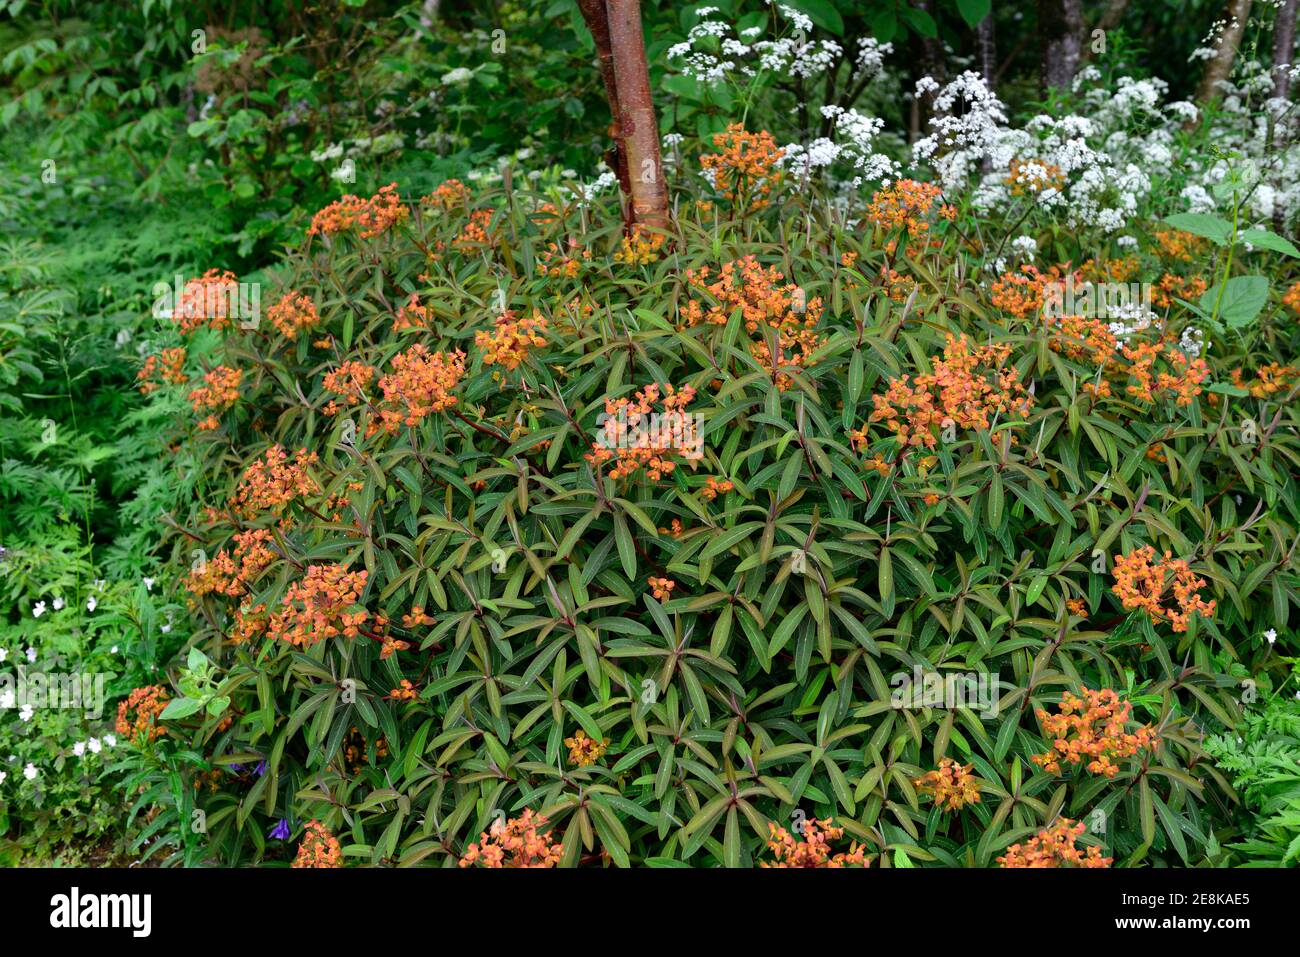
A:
[
  {"xmin": 577, "ymin": 0, "xmax": 630, "ymax": 198},
  {"xmin": 1039, "ymin": 0, "xmax": 1084, "ymax": 94},
  {"xmin": 1273, "ymin": 0, "xmax": 1298, "ymax": 100},
  {"xmin": 602, "ymin": 0, "xmax": 669, "ymax": 232},
  {"xmin": 978, "ymin": 8, "xmax": 997, "ymax": 91},
  {"xmin": 1195, "ymin": 0, "xmax": 1253, "ymax": 106},
  {"xmin": 914, "ymin": 0, "xmax": 947, "ymax": 124},
  {"xmin": 1080, "ymin": 0, "xmax": 1131, "ymax": 64}
]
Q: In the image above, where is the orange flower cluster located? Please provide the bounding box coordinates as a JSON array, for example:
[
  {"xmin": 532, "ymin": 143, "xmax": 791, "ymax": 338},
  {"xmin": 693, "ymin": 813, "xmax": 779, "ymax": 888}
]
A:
[
  {"xmin": 137, "ymin": 347, "xmax": 187, "ymax": 394},
  {"xmin": 1122, "ymin": 340, "xmax": 1209, "ymax": 406},
  {"xmin": 866, "ymin": 179, "xmax": 954, "ymax": 234},
  {"xmin": 1284, "ymin": 281, "xmax": 1300, "ymax": 314},
  {"xmin": 683, "ymin": 257, "xmax": 824, "ymax": 390},
  {"xmin": 998, "ymin": 819, "xmax": 1111, "ymax": 868},
  {"xmin": 308, "ymin": 183, "xmax": 409, "ymax": 238},
  {"xmin": 881, "ymin": 268, "xmax": 918, "ymax": 303},
  {"xmin": 420, "ymin": 178, "xmax": 472, "ymax": 211},
  {"xmin": 267, "ymin": 291, "xmax": 321, "ymax": 339},
  {"xmin": 392, "ymin": 292, "xmax": 431, "ymax": 332},
  {"xmin": 1081, "ymin": 256, "xmax": 1141, "ymax": 283},
  {"xmin": 459, "ymin": 809, "xmax": 562, "ymax": 868},
  {"xmin": 648, "ymin": 576, "xmax": 676, "ymax": 601},
  {"xmin": 866, "ymin": 334, "xmax": 1033, "ymax": 449},
  {"xmin": 230, "ymin": 445, "xmax": 319, "ymax": 518},
  {"xmin": 1111, "ymin": 545, "xmax": 1216, "ymax": 633},
  {"xmin": 990, "ymin": 264, "xmax": 1071, "ymax": 319},
  {"xmin": 475, "ymin": 310, "xmax": 548, "ymax": 370},
  {"xmin": 292, "ymin": 820, "xmax": 343, "ymax": 868},
  {"xmin": 267, "ymin": 564, "xmax": 369, "ymax": 648},
  {"xmin": 585, "ymin": 383, "xmax": 702, "ymax": 480},
  {"xmin": 188, "ymin": 365, "xmax": 242, "ymax": 431},
  {"xmin": 1045, "ymin": 313, "xmax": 1118, "ymax": 365},
  {"xmin": 565, "ymin": 730, "xmax": 608, "ymax": 767},
  {"xmin": 186, "ymin": 527, "xmax": 277, "ymax": 599},
  {"xmin": 1152, "ymin": 272, "xmax": 1208, "ymax": 309},
  {"xmin": 115, "ymin": 685, "xmax": 170, "ymax": 743},
  {"xmin": 1231, "ymin": 363, "xmax": 1300, "ymax": 398},
  {"xmin": 321, "ymin": 360, "xmax": 375, "ymax": 414},
  {"xmin": 613, "ymin": 227, "xmax": 665, "ymax": 265},
  {"xmin": 914, "ymin": 758, "xmax": 981, "ymax": 811},
  {"xmin": 700, "ymin": 476, "xmax": 733, "ymax": 501},
  {"xmin": 1031, "ymin": 688, "xmax": 1158, "ymax": 777},
  {"xmin": 171, "ymin": 269, "xmax": 240, "ymax": 333},
  {"xmin": 761, "ymin": 819, "xmax": 868, "ymax": 868},
  {"xmin": 389, "ymin": 679, "xmax": 418, "ymax": 701},
  {"xmin": 699, "ymin": 124, "xmax": 785, "ymax": 210},
  {"xmin": 538, "ymin": 240, "xmax": 592, "ymax": 277},
  {"xmin": 1152, "ymin": 229, "xmax": 1203, "ymax": 263},
  {"xmin": 373, "ymin": 345, "xmax": 466, "ymax": 433},
  {"xmin": 453, "ymin": 209, "xmax": 494, "ymax": 251},
  {"xmin": 1006, "ymin": 157, "xmax": 1066, "ymax": 196}
]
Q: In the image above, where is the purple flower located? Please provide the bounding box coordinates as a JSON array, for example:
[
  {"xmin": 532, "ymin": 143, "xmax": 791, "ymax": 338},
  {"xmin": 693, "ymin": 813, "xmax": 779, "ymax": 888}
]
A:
[
  {"xmin": 255, "ymin": 759, "xmax": 268, "ymax": 777},
  {"xmin": 269, "ymin": 818, "xmax": 291, "ymax": 841},
  {"xmin": 229, "ymin": 763, "xmax": 245, "ymax": 773}
]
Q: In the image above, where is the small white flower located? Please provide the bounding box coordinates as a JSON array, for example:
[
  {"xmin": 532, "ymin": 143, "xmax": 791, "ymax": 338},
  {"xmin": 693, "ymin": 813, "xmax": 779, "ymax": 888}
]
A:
[
  {"xmin": 32, "ymin": 601, "xmax": 46, "ymax": 618},
  {"xmin": 111, "ymin": 645, "xmax": 119, "ymax": 654},
  {"xmin": 0, "ymin": 690, "xmax": 13, "ymax": 709},
  {"xmin": 25, "ymin": 647, "xmax": 36, "ymax": 663},
  {"xmin": 0, "ymin": 770, "xmax": 6, "ymax": 784},
  {"xmin": 1265, "ymin": 629, "xmax": 1278, "ymax": 644},
  {"xmin": 23, "ymin": 763, "xmax": 37, "ymax": 781},
  {"xmin": 18, "ymin": 704, "xmax": 33, "ymax": 722},
  {"xmin": 87, "ymin": 738, "xmax": 101, "ymax": 754},
  {"xmin": 105, "ymin": 734, "xmax": 117, "ymax": 748},
  {"xmin": 86, "ymin": 596, "xmax": 97, "ymax": 613},
  {"xmin": 143, "ymin": 577, "xmax": 155, "ymax": 592},
  {"xmin": 0, "ymin": 648, "xmax": 6, "ymax": 663},
  {"xmin": 441, "ymin": 67, "xmax": 473, "ymax": 86},
  {"xmin": 514, "ymin": 147, "xmax": 533, "ymax": 161},
  {"xmin": 73, "ymin": 742, "xmax": 86, "ymax": 757},
  {"xmin": 160, "ymin": 622, "xmax": 171, "ymax": 634},
  {"xmin": 52, "ymin": 597, "xmax": 65, "ymax": 611}
]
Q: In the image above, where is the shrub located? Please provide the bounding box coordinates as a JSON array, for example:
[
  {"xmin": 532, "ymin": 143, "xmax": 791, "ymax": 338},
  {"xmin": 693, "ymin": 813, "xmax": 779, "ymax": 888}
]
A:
[{"xmin": 137, "ymin": 117, "xmax": 1300, "ymax": 868}]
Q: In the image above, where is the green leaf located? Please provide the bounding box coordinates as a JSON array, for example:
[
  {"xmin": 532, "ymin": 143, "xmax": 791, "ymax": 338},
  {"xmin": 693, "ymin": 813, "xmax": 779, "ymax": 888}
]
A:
[
  {"xmin": 1201, "ymin": 275, "xmax": 1269, "ymax": 328},
  {"xmin": 1163, "ymin": 212, "xmax": 1234, "ymax": 246}
]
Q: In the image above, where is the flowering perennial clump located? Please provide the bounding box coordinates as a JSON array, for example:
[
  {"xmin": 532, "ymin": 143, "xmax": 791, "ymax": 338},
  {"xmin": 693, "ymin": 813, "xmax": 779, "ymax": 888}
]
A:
[
  {"xmin": 137, "ymin": 347, "xmax": 186, "ymax": 394},
  {"xmin": 188, "ymin": 365, "xmax": 243, "ymax": 431},
  {"xmin": 459, "ymin": 809, "xmax": 562, "ymax": 868},
  {"xmin": 267, "ymin": 291, "xmax": 321, "ymax": 339},
  {"xmin": 1111, "ymin": 546, "xmax": 1216, "ymax": 632},
  {"xmin": 1031, "ymin": 688, "xmax": 1158, "ymax": 777},
  {"xmin": 230, "ymin": 446, "xmax": 319, "ymax": 518},
  {"xmin": 171, "ymin": 269, "xmax": 240, "ymax": 333}
]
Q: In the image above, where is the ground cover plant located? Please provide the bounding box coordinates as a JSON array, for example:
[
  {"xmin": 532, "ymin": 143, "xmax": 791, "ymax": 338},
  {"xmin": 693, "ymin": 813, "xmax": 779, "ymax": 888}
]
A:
[{"xmin": 3, "ymin": 0, "xmax": 1300, "ymax": 870}]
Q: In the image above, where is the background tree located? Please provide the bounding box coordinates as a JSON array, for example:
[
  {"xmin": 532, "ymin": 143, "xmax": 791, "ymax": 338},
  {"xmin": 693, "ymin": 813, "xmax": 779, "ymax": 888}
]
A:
[
  {"xmin": 1039, "ymin": 0, "xmax": 1084, "ymax": 93},
  {"xmin": 579, "ymin": 0, "xmax": 669, "ymax": 233},
  {"xmin": 1195, "ymin": 0, "xmax": 1254, "ymax": 106}
]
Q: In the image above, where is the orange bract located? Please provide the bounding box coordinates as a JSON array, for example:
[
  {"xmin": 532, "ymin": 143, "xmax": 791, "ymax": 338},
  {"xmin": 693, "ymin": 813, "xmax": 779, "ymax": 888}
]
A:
[
  {"xmin": 267, "ymin": 291, "xmax": 321, "ymax": 339},
  {"xmin": 564, "ymin": 729, "xmax": 608, "ymax": 767},
  {"xmin": 171, "ymin": 269, "xmax": 240, "ymax": 333},
  {"xmin": 188, "ymin": 365, "xmax": 242, "ymax": 431},
  {"xmin": 138, "ymin": 347, "xmax": 187, "ymax": 394},
  {"xmin": 585, "ymin": 383, "xmax": 702, "ymax": 480},
  {"xmin": 866, "ymin": 178, "xmax": 954, "ymax": 233},
  {"xmin": 373, "ymin": 344, "xmax": 466, "ymax": 434},
  {"xmin": 230, "ymin": 445, "xmax": 319, "ymax": 518},
  {"xmin": 475, "ymin": 310, "xmax": 547, "ymax": 370},
  {"xmin": 115, "ymin": 685, "xmax": 170, "ymax": 743}
]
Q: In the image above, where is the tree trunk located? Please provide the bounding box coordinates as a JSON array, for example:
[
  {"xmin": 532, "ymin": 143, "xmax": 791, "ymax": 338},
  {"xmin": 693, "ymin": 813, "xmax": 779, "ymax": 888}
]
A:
[
  {"xmin": 978, "ymin": 8, "xmax": 997, "ymax": 91},
  {"xmin": 577, "ymin": 0, "xmax": 630, "ymax": 198},
  {"xmin": 1039, "ymin": 0, "xmax": 1083, "ymax": 94},
  {"xmin": 602, "ymin": 0, "xmax": 670, "ymax": 232},
  {"xmin": 1273, "ymin": 0, "xmax": 1298, "ymax": 100},
  {"xmin": 914, "ymin": 0, "xmax": 947, "ymax": 123},
  {"xmin": 1080, "ymin": 0, "xmax": 1131, "ymax": 65},
  {"xmin": 1195, "ymin": 0, "xmax": 1253, "ymax": 106}
]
